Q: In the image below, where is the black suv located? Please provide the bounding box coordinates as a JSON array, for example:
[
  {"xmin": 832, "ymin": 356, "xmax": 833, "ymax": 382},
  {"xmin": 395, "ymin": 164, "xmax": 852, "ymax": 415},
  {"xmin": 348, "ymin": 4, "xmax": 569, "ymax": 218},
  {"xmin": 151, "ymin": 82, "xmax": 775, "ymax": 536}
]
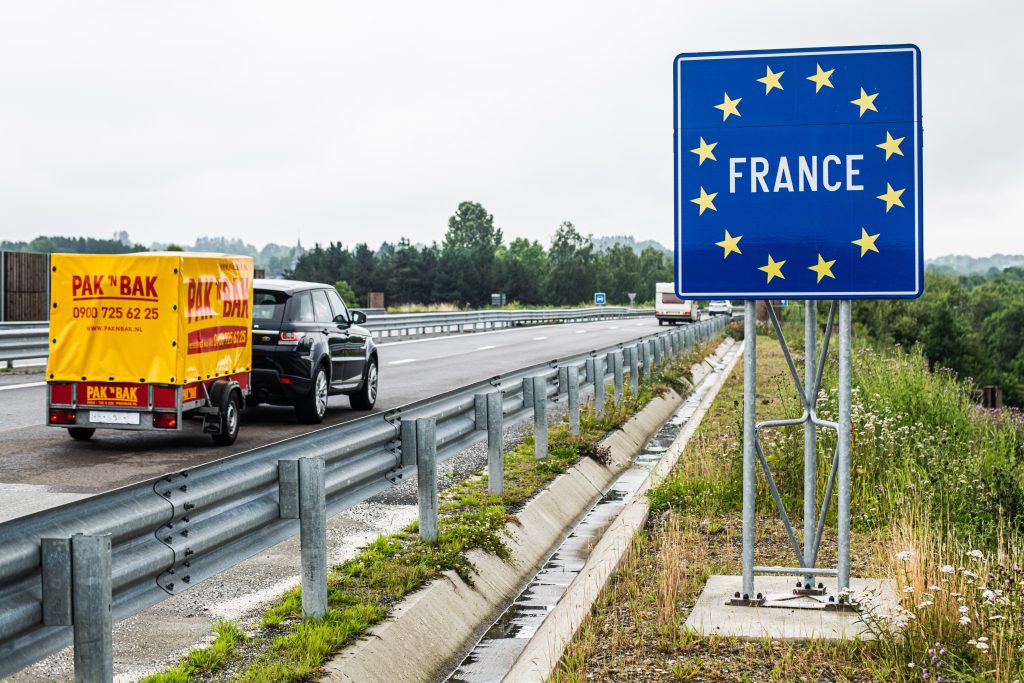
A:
[{"xmin": 250, "ymin": 279, "xmax": 378, "ymax": 423}]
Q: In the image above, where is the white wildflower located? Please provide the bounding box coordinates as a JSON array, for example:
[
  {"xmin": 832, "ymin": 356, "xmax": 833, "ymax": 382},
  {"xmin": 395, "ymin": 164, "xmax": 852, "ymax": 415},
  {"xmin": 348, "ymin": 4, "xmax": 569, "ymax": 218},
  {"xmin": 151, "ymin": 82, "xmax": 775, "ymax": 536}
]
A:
[
  {"xmin": 940, "ymin": 565, "xmax": 955, "ymax": 574},
  {"xmin": 967, "ymin": 549, "xmax": 984, "ymax": 560},
  {"xmin": 975, "ymin": 641, "xmax": 989, "ymax": 651},
  {"xmin": 929, "ymin": 585, "xmax": 943, "ymax": 591},
  {"xmin": 982, "ymin": 589, "xmax": 996, "ymax": 602},
  {"xmin": 903, "ymin": 585, "xmax": 915, "ymax": 593},
  {"xmin": 959, "ymin": 606, "xmax": 970, "ymax": 615},
  {"xmin": 959, "ymin": 616, "xmax": 972, "ymax": 625},
  {"xmin": 894, "ymin": 550, "xmax": 914, "ymax": 562}
]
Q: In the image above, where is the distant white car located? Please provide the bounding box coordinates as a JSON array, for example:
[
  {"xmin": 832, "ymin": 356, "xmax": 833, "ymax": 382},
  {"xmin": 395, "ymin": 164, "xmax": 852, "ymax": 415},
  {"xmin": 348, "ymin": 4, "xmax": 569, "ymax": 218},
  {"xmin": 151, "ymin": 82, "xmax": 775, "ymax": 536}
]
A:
[{"xmin": 708, "ymin": 300, "xmax": 733, "ymax": 316}]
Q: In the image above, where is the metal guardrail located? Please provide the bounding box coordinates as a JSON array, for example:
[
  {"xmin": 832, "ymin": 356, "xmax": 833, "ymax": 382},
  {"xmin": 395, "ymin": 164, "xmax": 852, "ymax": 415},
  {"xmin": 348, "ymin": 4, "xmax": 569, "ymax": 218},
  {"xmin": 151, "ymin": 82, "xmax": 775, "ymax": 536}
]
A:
[
  {"xmin": 0, "ymin": 307, "xmax": 654, "ymax": 367},
  {"xmin": 0, "ymin": 325, "xmax": 50, "ymax": 368},
  {"xmin": 0, "ymin": 316, "xmax": 727, "ymax": 679}
]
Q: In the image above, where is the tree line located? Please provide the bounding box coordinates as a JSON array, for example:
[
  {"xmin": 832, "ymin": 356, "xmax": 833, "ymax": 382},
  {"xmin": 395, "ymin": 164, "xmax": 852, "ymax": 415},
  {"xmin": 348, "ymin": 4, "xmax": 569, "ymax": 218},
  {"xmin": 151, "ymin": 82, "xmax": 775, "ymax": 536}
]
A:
[
  {"xmin": 855, "ymin": 267, "xmax": 1024, "ymax": 407},
  {"xmin": 291, "ymin": 201, "xmax": 673, "ymax": 308}
]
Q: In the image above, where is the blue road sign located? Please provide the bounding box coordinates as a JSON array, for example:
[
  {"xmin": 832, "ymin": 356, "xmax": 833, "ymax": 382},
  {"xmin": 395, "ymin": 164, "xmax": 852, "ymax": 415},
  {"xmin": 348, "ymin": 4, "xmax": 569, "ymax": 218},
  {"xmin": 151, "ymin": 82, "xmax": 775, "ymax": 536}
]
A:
[
  {"xmin": 674, "ymin": 44, "xmax": 922, "ymax": 299},
  {"xmin": 594, "ymin": 292, "xmax": 606, "ymax": 305}
]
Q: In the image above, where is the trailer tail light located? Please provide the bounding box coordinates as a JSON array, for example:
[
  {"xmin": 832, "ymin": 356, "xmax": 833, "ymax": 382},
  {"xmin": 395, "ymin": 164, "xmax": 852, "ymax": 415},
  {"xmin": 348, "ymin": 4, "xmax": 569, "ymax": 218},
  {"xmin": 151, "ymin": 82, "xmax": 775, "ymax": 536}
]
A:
[
  {"xmin": 50, "ymin": 383, "xmax": 73, "ymax": 405},
  {"xmin": 153, "ymin": 413, "xmax": 178, "ymax": 429},
  {"xmin": 279, "ymin": 331, "xmax": 305, "ymax": 344},
  {"xmin": 153, "ymin": 386, "xmax": 177, "ymax": 409},
  {"xmin": 49, "ymin": 409, "xmax": 76, "ymax": 425}
]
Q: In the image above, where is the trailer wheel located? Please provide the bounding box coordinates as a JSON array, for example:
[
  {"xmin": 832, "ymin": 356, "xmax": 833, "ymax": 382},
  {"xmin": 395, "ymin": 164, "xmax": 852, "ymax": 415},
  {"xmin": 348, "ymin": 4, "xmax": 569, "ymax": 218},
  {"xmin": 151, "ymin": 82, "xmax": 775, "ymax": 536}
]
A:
[
  {"xmin": 68, "ymin": 427, "xmax": 95, "ymax": 441},
  {"xmin": 212, "ymin": 391, "xmax": 241, "ymax": 446}
]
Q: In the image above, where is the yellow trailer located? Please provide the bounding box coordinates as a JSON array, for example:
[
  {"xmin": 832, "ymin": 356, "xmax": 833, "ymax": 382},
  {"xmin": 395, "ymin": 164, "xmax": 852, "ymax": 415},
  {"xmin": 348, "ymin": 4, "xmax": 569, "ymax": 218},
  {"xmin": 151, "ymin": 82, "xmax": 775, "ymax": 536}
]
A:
[{"xmin": 46, "ymin": 252, "xmax": 254, "ymax": 445}]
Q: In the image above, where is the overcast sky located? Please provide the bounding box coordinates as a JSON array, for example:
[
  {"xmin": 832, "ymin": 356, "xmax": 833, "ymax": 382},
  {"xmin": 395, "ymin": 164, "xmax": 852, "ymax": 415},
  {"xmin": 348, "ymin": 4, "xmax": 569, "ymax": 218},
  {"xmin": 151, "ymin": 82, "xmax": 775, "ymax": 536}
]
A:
[{"xmin": 0, "ymin": 1, "xmax": 1019, "ymax": 257}]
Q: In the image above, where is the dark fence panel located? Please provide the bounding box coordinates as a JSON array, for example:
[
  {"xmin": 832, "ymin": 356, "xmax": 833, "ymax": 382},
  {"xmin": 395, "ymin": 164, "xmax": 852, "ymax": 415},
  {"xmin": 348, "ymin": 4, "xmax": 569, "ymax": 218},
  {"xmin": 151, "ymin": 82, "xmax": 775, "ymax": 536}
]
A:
[{"xmin": 2, "ymin": 251, "xmax": 50, "ymax": 322}]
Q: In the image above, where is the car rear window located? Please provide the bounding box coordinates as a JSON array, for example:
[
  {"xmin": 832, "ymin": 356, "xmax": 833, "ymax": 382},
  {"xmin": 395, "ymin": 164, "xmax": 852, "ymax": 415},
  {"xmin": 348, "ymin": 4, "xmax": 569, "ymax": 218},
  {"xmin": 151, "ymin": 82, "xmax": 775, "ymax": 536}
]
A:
[
  {"xmin": 253, "ymin": 290, "xmax": 288, "ymax": 324},
  {"xmin": 660, "ymin": 292, "xmax": 686, "ymax": 304},
  {"xmin": 287, "ymin": 292, "xmax": 316, "ymax": 323}
]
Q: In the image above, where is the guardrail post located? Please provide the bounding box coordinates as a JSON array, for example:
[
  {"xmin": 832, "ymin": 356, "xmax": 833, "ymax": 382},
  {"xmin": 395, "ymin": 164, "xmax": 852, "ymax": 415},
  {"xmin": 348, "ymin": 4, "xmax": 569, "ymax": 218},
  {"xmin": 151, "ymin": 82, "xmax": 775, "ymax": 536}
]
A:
[
  {"xmin": 653, "ymin": 336, "xmax": 663, "ymax": 368},
  {"xmin": 527, "ymin": 377, "xmax": 548, "ymax": 459},
  {"xmin": 486, "ymin": 391, "xmax": 503, "ymax": 496},
  {"xmin": 567, "ymin": 365, "xmax": 580, "ymax": 436},
  {"xmin": 612, "ymin": 351, "xmax": 623, "ymax": 406},
  {"xmin": 557, "ymin": 366, "xmax": 568, "ymax": 395},
  {"xmin": 299, "ymin": 456, "xmax": 328, "ymax": 619},
  {"xmin": 629, "ymin": 344, "xmax": 640, "ymax": 392},
  {"xmin": 71, "ymin": 533, "xmax": 113, "ymax": 683},
  {"xmin": 417, "ymin": 418, "xmax": 439, "ymax": 543},
  {"xmin": 593, "ymin": 357, "xmax": 605, "ymax": 417}
]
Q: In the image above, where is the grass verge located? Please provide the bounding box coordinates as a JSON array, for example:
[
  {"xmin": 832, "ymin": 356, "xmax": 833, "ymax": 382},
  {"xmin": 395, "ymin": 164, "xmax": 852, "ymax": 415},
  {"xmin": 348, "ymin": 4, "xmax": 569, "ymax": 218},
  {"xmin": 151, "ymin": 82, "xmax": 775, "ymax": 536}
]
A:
[
  {"xmin": 553, "ymin": 329, "xmax": 1024, "ymax": 682},
  {"xmin": 141, "ymin": 335, "xmax": 720, "ymax": 682}
]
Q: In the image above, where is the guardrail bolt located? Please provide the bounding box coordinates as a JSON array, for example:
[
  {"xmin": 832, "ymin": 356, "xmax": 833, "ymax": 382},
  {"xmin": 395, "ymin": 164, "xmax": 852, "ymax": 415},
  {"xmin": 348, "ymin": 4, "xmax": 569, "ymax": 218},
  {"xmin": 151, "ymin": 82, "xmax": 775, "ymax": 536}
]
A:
[
  {"xmin": 298, "ymin": 456, "xmax": 328, "ymax": 619},
  {"xmin": 416, "ymin": 418, "xmax": 439, "ymax": 543},
  {"xmin": 71, "ymin": 534, "xmax": 113, "ymax": 683},
  {"xmin": 486, "ymin": 391, "xmax": 504, "ymax": 496}
]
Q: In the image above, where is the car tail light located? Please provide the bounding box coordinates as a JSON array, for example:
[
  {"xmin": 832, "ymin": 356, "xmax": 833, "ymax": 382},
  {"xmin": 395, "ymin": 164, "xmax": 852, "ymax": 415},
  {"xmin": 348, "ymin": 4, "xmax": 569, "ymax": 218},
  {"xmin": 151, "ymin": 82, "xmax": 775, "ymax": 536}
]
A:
[
  {"xmin": 279, "ymin": 331, "xmax": 305, "ymax": 344},
  {"xmin": 280, "ymin": 377, "xmax": 293, "ymax": 385},
  {"xmin": 49, "ymin": 409, "xmax": 76, "ymax": 425},
  {"xmin": 153, "ymin": 413, "xmax": 178, "ymax": 429},
  {"xmin": 50, "ymin": 383, "xmax": 73, "ymax": 405},
  {"xmin": 153, "ymin": 386, "xmax": 177, "ymax": 409}
]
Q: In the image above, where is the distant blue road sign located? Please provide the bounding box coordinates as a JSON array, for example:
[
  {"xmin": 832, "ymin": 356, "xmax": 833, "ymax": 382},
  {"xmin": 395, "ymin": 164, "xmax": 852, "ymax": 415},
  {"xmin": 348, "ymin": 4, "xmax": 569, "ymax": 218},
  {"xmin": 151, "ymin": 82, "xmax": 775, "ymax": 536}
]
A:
[
  {"xmin": 674, "ymin": 45, "xmax": 922, "ymax": 299},
  {"xmin": 594, "ymin": 292, "xmax": 606, "ymax": 305}
]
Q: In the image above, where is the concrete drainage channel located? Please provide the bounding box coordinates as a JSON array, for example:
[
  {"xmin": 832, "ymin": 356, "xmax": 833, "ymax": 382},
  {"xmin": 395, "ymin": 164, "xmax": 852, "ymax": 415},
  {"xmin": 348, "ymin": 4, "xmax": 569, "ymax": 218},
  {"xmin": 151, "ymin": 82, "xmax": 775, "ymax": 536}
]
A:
[
  {"xmin": 447, "ymin": 340, "xmax": 741, "ymax": 683},
  {"xmin": 320, "ymin": 337, "xmax": 741, "ymax": 683}
]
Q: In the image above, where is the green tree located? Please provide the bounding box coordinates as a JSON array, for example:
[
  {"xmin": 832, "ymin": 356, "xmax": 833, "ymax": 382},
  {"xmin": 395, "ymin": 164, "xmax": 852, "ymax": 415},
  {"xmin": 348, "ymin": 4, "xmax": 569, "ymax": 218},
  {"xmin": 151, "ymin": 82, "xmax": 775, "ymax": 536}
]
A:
[
  {"xmin": 334, "ymin": 280, "xmax": 357, "ymax": 306},
  {"xmin": 497, "ymin": 238, "xmax": 549, "ymax": 305},
  {"xmin": 436, "ymin": 202, "xmax": 502, "ymax": 306},
  {"xmin": 546, "ymin": 222, "xmax": 595, "ymax": 306}
]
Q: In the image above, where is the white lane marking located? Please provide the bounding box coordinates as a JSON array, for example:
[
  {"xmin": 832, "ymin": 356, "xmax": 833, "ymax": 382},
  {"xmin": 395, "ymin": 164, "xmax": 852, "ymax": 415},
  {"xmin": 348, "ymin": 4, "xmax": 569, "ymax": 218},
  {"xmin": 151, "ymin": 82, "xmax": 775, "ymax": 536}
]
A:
[
  {"xmin": 575, "ymin": 330, "xmax": 586, "ymax": 334},
  {"xmin": 476, "ymin": 345, "xmax": 497, "ymax": 351},
  {"xmin": 532, "ymin": 336, "xmax": 547, "ymax": 341},
  {"xmin": 387, "ymin": 359, "xmax": 417, "ymax": 366},
  {"xmin": 607, "ymin": 326, "xmax": 618, "ymax": 330},
  {"xmin": 0, "ymin": 381, "xmax": 45, "ymax": 392}
]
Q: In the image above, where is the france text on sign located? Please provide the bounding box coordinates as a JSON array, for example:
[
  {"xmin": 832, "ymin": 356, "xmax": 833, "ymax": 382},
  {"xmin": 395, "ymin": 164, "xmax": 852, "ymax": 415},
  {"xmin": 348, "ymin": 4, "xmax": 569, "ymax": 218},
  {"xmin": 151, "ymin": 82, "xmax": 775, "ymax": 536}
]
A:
[{"xmin": 673, "ymin": 44, "xmax": 922, "ymax": 299}]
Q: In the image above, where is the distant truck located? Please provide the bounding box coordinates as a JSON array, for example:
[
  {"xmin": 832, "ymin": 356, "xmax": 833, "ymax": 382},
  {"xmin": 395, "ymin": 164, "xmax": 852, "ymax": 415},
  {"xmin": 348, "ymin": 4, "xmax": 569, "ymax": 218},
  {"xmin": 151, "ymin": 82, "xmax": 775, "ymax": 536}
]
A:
[
  {"xmin": 654, "ymin": 282, "xmax": 702, "ymax": 325},
  {"xmin": 46, "ymin": 252, "xmax": 254, "ymax": 446}
]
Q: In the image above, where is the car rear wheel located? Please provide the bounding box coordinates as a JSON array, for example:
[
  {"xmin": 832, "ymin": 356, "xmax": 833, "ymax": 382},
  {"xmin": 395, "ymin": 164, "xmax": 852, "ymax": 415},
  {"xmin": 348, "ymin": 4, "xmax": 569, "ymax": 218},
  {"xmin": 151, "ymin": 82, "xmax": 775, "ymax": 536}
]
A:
[
  {"xmin": 295, "ymin": 365, "xmax": 329, "ymax": 424},
  {"xmin": 212, "ymin": 391, "xmax": 242, "ymax": 446},
  {"xmin": 350, "ymin": 358, "xmax": 378, "ymax": 411},
  {"xmin": 68, "ymin": 427, "xmax": 95, "ymax": 441}
]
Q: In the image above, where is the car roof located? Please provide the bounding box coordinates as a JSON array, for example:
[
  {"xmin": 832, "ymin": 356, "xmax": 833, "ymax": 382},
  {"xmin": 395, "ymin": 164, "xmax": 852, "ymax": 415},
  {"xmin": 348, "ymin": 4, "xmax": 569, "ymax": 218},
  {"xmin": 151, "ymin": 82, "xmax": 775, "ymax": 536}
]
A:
[{"xmin": 254, "ymin": 278, "xmax": 332, "ymax": 294}]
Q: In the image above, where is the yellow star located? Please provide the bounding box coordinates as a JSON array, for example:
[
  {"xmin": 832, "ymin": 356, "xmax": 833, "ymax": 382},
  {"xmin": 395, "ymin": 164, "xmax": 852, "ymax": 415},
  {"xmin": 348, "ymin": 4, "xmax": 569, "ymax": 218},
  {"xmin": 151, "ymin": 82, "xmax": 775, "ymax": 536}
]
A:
[
  {"xmin": 690, "ymin": 186, "xmax": 718, "ymax": 215},
  {"xmin": 877, "ymin": 183, "xmax": 905, "ymax": 212},
  {"xmin": 757, "ymin": 66, "xmax": 784, "ymax": 94},
  {"xmin": 852, "ymin": 228, "xmax": 880, "ymax": 256},
  {"xmin": 808, "ymin": 254, "xmax": 837, "ymax": 283},
  {"xmin": 851, "ymin": 87, "xmax": 879, "ymax": 116},
  {"xmin": 807, "ymin": 64, "xmax": 835, "ymax": 93},
  {"xmin": 758, "ymin": 254, "xmax": 786, "ymax": 283},
  {"xmin": 690, "ymin": 137, "xmax": 717, "ymax": 165},
  {"xmin": 714, "ymin": 230, "xmax": 742, "ymax": 258},
  {"xmin": 714, "ymin": 92, "xmax": 742, "ymax": 121},
  {"xmin": 877, "ymin": 131, "xmax": 905, "ymax": 160}
]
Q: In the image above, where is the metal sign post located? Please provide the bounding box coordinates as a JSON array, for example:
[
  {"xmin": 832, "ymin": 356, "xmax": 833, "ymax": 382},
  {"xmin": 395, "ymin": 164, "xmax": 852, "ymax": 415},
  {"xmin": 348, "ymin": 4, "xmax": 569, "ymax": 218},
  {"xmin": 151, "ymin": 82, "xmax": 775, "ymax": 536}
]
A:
[{"xmin": 673, "ymin": 44, "xmax": 923, "ymax": 611}]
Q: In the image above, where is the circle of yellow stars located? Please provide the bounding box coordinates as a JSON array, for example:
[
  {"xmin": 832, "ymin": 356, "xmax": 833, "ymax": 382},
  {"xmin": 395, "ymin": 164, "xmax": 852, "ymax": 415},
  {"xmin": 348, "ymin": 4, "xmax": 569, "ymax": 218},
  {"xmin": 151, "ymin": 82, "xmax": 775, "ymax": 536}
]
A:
[{"xmin": 686, "ymin": 58, "xmax": 909, "ymax": 285}]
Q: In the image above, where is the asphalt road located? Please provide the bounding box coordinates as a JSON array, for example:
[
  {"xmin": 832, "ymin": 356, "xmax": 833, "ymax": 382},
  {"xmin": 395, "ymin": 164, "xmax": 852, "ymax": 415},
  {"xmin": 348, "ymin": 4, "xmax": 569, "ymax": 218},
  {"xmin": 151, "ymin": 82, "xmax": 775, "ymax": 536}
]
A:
[{"xmin": 0, "ymin": 318, "xmax": 664, "ymax": 521}]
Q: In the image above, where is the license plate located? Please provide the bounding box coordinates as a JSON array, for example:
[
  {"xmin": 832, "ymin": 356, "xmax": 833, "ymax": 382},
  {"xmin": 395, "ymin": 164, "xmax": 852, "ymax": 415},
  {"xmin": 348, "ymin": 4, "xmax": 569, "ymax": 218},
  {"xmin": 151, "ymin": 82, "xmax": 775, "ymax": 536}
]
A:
[{"xmin": 89, "ymin": 410, "xmax": 141, "ymax": 425}]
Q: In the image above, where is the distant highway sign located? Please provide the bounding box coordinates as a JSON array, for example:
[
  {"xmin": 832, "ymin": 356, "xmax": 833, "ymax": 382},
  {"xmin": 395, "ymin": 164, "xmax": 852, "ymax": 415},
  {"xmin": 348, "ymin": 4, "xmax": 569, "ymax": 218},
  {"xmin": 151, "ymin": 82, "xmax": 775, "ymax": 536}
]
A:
[
  {"xmin": 594, "ymin": 292, "xmax": 606, "ymax": 305},
  {"xmin": 674, "ymin": 44, "xmax": 922, "ymax": 299}
]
